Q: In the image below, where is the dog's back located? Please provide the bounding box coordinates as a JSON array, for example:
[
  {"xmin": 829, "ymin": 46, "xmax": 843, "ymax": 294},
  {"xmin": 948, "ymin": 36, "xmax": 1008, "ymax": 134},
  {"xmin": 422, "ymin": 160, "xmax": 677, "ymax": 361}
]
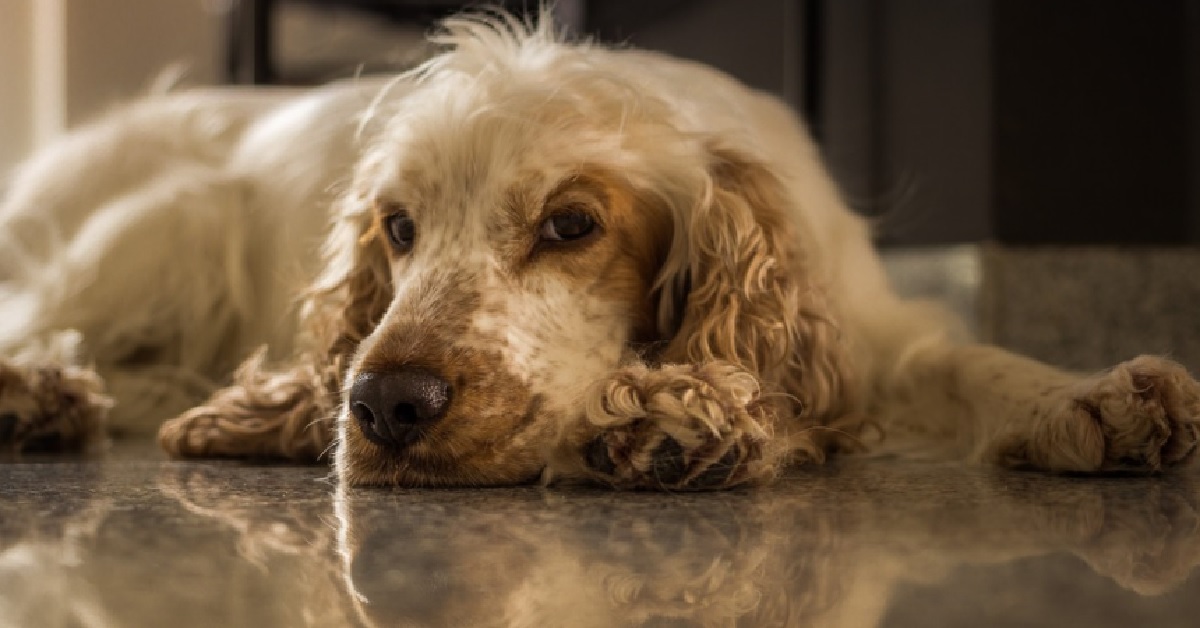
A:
[{"xmin": 0, "ymin": 81, "xmax": 383, "ymax": 434}]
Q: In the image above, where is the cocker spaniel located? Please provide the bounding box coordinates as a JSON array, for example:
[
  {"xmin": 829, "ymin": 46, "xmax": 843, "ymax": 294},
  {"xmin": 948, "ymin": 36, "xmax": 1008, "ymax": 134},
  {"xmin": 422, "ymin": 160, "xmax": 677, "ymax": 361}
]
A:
[{"xmin": 2, "ymin": 12, "xmax": 1198, "ymax": 489}]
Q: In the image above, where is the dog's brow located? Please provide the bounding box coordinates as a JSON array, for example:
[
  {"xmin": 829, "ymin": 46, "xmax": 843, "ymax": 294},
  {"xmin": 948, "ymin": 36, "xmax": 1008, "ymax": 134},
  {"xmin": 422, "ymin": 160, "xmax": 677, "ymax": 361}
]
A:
[{"xmin": 538, "ymin": 174, "xmax": 609, "ymax": 214}]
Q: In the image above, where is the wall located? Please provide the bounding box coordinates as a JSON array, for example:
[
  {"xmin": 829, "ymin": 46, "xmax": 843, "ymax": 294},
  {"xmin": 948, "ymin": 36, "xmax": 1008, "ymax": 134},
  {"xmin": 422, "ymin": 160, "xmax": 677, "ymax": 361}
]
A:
[
  {"xmin": 0, "ymin": 0, "xmax": 224, "ymax": 178},
  {"xmin": 0, "ymin": 0, "xmax": 36, "ymax": 177}
]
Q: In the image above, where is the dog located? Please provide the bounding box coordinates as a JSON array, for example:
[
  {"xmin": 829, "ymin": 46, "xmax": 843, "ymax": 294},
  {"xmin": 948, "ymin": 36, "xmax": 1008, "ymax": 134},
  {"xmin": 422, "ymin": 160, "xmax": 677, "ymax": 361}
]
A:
[{"xmin": 2, "ymin": 11, "xmax": 1198, "ymax": 489}]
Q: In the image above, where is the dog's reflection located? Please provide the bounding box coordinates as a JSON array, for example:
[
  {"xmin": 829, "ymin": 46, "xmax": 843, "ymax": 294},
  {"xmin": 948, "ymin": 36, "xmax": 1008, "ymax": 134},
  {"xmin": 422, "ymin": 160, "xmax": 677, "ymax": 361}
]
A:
[
  {"xmin": 0, "ymin": 467, "xmax": 114, "ymax": 626},
  {"xmin": 335, "ymin": 468, "xmax": 1200, "ymax": 627},
  {"xmin": 0, "ymin": 465, "xmax": 348, "ymax": 628},
  {"xmin": 337, "ymin": 488, "xmax": 844, "ymax": 627},
  {"xmin": 155, "ymin": 466, "xmax": 355, "ymax": 626},
  {"xmin": 10, "ymin": 464, "xmax": 1198, "ymax": 627}
]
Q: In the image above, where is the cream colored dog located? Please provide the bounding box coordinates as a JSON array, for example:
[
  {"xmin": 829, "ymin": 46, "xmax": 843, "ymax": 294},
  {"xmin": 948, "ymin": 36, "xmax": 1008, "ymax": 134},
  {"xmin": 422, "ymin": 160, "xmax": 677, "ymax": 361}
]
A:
[{"xmin": 1, "ymin": 11, "xmax": 1197, "ymax": 488}]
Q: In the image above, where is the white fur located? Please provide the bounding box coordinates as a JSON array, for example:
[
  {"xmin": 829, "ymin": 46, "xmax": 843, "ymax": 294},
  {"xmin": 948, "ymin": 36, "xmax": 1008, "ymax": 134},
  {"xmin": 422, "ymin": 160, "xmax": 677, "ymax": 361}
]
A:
[{"xmin": 1, "ymin": 82, "xmax": 386, "ymax": 431}]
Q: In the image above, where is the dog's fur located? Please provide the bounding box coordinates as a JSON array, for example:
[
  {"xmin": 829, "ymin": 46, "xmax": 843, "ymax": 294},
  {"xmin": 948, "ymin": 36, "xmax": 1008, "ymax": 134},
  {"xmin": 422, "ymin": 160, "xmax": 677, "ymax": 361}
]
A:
[{"xmin": 2, "ymin": 13, "xmax": 1198, "ymax": 488}]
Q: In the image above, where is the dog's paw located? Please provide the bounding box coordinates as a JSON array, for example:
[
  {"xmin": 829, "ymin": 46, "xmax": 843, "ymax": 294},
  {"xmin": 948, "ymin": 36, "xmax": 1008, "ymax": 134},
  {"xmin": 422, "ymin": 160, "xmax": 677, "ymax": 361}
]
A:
[
  {"xmin": 157, "ymin": 402, "xmax": 308, "ymax": 460},
  {"xmin": 1014, "ymin": 356, "xmax": 1200, "ymax": 472},
  {"xmin": 158, "ymin": 406, "xmax": 233, "ymax": 458},
  {"xmin": 1083, "ymin": 356, "xmax": 1200, "ymax": 470},
  {"xmin": 0, "ymin": 360, "xmax": 110, "ymax": 453},
  {"xmin": 157, "ymin": 363, "xmax": 334, "ymax": 463},
  {"xmin": 578, "ymin": 362, "xmax": 777, "ymax": 490}
]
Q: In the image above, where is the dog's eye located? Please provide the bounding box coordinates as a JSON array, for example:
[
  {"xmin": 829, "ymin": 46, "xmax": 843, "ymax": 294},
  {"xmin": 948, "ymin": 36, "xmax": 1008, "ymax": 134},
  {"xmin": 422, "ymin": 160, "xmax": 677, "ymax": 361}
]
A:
[
  {"xmin": 383, "ymin": 211, "xmax": 415, "ymax": 253},
  {"xmin": 539, "ymin": 211, "xmax": 595, "ymax": 243}
]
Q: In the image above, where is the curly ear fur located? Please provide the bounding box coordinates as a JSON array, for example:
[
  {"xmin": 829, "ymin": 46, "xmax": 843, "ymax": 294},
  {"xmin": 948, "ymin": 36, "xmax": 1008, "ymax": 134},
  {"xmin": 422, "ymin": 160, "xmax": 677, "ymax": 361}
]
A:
[
  {"xmin": 303, "ymin": 203, "xmax": 394, "ymax": 377},
  {"xmin": 657, "ymin": 146, "xmax": 860, "ymax": 454},
  {"xmin": 159, "ymin": 201, "xmax": 392, "ymax": 462}
]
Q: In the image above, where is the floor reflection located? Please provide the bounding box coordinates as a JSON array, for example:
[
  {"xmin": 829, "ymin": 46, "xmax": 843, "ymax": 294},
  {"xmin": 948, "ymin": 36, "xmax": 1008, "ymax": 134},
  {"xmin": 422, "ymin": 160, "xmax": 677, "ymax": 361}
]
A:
[
  {"xmin": 337, "ymin": 487, "xmax": 836, "ymax": 627},
  {"xmin": 2, "ymin": 458, "xmax": 1200, "ymax": 627}
]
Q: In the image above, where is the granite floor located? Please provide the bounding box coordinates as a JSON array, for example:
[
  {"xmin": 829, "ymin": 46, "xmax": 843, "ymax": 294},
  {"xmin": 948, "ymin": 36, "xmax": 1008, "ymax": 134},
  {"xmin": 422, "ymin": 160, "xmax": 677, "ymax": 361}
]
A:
[{"xmin": 3, "ymin": 444, "xmax": 1200, "ymax": 627}]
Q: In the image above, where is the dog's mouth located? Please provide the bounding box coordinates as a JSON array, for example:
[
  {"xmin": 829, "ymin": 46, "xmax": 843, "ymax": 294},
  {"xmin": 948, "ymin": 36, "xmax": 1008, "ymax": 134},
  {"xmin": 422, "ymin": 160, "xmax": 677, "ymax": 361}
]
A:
[
  {"xmin": 344, "ymin": 414, "xmax": 548, "ymax": 486},
  {"xmin": 344, "ymin": 421, "xmax": 548, "ymax": 487}
]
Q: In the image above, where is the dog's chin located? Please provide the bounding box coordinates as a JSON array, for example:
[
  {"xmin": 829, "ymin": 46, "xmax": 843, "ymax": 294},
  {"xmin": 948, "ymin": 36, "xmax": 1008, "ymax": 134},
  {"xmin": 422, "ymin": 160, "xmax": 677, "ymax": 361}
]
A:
[
  {"xmin": 341, "ymin": 428, "xmax": 546, "ymax": 487},
  {"xmin": 348, "ymin": 461, "xmax": 546, "ymax": 488}
]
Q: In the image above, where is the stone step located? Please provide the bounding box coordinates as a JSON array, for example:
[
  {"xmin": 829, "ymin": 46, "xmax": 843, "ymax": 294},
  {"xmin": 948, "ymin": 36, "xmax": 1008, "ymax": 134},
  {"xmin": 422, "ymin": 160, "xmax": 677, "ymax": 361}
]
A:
[{"xmin": 882, "ymin": 246, "xmax": 1200, "ymax": 372}]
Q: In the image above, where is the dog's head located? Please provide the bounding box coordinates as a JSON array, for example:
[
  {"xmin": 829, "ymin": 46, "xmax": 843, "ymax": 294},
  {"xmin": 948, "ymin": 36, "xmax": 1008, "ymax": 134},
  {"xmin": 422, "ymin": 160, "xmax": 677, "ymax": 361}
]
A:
[{"xmin": 314, "ymin": 14, "xmax": 850, "ymax": 486}]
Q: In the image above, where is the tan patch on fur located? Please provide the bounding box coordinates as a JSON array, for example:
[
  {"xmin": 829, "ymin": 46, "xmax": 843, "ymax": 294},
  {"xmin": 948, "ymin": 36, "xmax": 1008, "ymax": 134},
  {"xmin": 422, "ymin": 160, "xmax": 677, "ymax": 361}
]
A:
[{"xmin": 527, "ymin": 172, "xmax": 672, "ymax": 342}]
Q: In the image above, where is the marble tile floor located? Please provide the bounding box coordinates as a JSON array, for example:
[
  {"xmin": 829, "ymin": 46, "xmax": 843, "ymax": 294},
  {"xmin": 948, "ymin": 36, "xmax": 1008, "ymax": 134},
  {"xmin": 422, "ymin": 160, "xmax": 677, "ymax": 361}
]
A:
[{"xmin": 3, "ymin": 443, "xmax": 1200, "ymax": 627}]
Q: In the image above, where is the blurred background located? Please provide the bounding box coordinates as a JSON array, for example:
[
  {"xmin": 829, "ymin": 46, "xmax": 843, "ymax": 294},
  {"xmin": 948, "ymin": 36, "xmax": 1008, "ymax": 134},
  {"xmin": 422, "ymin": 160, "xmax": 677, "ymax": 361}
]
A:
[{"xmin": 1, "ymin": 0, "xmax": 1198, "ymax": 368}]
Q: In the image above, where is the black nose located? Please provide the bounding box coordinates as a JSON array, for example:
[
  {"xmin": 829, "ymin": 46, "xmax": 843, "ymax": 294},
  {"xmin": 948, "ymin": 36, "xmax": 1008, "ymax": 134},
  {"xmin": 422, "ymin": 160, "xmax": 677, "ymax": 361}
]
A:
[{"xmin": 349, "ymin": 368, "xmax": 452, "ymax": 448}]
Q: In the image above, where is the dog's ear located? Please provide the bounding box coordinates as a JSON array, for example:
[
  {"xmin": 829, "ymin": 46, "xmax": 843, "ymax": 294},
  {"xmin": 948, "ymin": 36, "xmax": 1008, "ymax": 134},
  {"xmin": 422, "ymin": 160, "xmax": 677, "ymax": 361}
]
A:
[
  {"xmin": 158, "ymin": 197, "xmax": 390, "ymax": 463},
  {"xmin": 654, "ymin": 145, "xmax": 853, "ymax": 425},
  {"xmin": 305, "ymin": 197, "xmax": 394, "ymax": 378}
]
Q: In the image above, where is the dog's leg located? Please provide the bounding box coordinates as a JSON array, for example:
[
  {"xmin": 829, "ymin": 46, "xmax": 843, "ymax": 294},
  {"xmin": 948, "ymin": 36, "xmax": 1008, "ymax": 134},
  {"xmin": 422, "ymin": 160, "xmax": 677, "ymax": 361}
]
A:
[
  {"xmin": 157, "ymin": 352, "xmax": 336, "ymax": 462},
  {"xmin": 876, "ymin": 342, "xmax": 1200, "ymax": 472},
  {"xmin": 553, "ymin": 361, "xmax": 812, "ymax": 490}
]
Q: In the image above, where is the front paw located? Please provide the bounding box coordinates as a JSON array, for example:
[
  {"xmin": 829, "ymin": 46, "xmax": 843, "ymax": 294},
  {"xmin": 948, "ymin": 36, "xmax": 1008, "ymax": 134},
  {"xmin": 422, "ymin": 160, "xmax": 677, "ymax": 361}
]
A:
[
  {"xmin": 157, "ymin": 402, "xmax": 307, "ymax": 461},
  {"xmin": 578, "ymin": 362, "xmax": 776, "ymax": 490}
]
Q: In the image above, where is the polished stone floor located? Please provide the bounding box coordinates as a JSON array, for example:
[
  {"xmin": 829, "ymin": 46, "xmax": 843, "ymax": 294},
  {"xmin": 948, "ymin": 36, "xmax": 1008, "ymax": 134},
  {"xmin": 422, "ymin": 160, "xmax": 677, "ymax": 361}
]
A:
[{"xmin": 3, "ymin": 444, "xmax": 1200, "ymax": 627}]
